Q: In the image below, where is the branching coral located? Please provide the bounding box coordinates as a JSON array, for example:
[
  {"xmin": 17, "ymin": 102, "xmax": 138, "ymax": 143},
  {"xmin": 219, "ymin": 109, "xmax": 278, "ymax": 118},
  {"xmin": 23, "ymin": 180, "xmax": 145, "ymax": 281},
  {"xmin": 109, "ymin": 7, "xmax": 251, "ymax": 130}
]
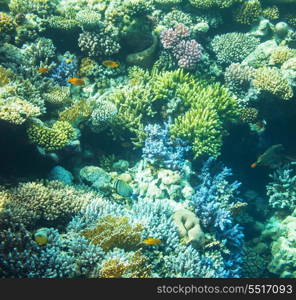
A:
[
  {"xmin": 81, "ymin": 215, "xmax": 143, "ymax": 251},
  {"xmin": 43, "ymin": 85, "xmax": 71, "ymax": 106},
  {"xmin": 233, "ymin": 0, "xmax": 262, "ymax": 25},
  {"xmin": 9, "ymin": 0, "xmax": 58, "ymax": 16},
  {"xmin": 269, "ymin": 46, "xmax": 296, "ymax": 66},
  {"xmin": 27, "ymin": 120, "xmax": 75, "ymax": 151},
  {"xmin": 266, "ymin": 163, "xmax": 296, "ymax": 210},
  {"xmin": 211, "ymin": 33, "xmax": 259, "ymax": 65},
  {"xmin": 1, "ymin": 180, "xmax": 97, "ymax": 227},
  {"xmin": 0, "ymin": 12, "xmax": 15, "ymax": 33},
  {"xmin": 0, "ymin": 96, "xmax": 41, "ymax": 125},
  {"xmin": 253, "ymin": 67, "xmax": 293, "ymax": 100}
]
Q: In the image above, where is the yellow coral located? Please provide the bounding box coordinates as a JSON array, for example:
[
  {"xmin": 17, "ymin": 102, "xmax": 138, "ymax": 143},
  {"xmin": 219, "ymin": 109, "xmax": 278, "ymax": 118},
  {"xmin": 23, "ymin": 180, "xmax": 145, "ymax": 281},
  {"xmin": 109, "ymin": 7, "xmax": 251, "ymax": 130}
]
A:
[
  {"xmin": 253, "ymin": 67, "xmax": 293, "ymax": 100},
  {"xmin": 78, "ymin": 57, "xmax": 97, "ymax": 77},
  {"xmin": 43, "ymin": 85, "xmax": 71, "ymax": 106},
  {"xmin": 0, "ymin": 97, "xmax": 41, "ymax": 125},
  {"xmin": 59, "ymin": 99, "xmax": 93, "ymax": 126},
  {"xmin": 99, "ymin": 250, "xmax": 151, "ymax": 278},
  {"xmin": 269, "ymin": 46, "xmax": 296, "ymax": 65},
  {"xmin": 81, "ymin": 215, "xmax": 143, "ymax": 251},
  {"xmin": 27, "ymin": 120, "xmax": 75, "ymax": 151},
  {"xmin": 0, "ymin": 12, "xmax": 15, "ymax": 33},
  {"xmin": 233, "ymin": 0, "xmax": 262, "ymax": 25}
]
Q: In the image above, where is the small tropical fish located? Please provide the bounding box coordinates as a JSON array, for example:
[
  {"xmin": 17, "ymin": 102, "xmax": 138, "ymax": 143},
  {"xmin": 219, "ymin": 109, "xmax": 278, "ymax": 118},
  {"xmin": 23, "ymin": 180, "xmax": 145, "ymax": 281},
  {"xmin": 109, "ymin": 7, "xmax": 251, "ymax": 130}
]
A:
[
  {"xmin": 114, "ymin": 179, "xmax": 133, "ymax": 198},
  {"xmin": 34, "ymin": 228, "xmax": 49, "ymax": 246},
  {"xmin": 250, "ymin": 162, "xmax": 257, "ymax": 168},
  {"xmin": 102, "ymin": 60, "xmax": 120, "ymax": 68},
  {"xmin": 37, "ymin": 67, "xmax": 49, "ymax": 74},
  {"xmin": 143, "ymin": 238, "xmax": 161, "ymax": 246},
  {"xmin": 67, "ymin": 77, "xmax": 84, "ymax": 86}
]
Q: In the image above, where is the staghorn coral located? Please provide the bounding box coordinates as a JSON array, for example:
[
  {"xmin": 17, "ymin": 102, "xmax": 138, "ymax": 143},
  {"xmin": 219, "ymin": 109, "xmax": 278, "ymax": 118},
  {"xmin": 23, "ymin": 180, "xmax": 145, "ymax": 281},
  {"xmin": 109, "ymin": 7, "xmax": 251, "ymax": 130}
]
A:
[
  {"xmin": 0, "ymin": 96, "xmax": 41, "ymax": 125},
  {"xmin": 233, "ymin": 0, "xmax": 262, "ymax": 25},
  {"xmin": 81, "ymin": 215, "xmax": 143, "ymax": 252},
  {"xmin": 27, "ymin": 120, "xmax": 75, "ymax": 151},
  {"xmin": 211, "ymin": 33, "xmax": 259, "ymax": 65},
  {"xmin": 253, "ymin": 67, "xmax": 293, "ymax": 100}
]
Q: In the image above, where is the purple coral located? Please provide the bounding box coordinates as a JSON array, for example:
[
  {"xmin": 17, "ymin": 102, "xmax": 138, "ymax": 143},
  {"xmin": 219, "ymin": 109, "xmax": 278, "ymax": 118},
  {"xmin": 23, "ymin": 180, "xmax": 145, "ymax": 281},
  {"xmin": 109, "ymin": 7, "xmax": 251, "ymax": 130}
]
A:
[
  {"xmin": 173, "ymin": 40, "xmax": 202, "ymax": 70},
  {"xmin": 160, "ymin": 23, "xmax": 201, "ymax": 70}
]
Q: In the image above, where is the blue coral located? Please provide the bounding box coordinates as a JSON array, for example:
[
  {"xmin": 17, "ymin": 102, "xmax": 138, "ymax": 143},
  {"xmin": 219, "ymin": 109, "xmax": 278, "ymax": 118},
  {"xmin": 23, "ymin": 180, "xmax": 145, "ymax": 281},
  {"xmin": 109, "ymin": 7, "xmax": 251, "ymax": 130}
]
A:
[
  {"xmin": 190, "ymin": 158, "xmax": 245, "ymax": 277},
  {"xmin": 142, "ymin": 123, "xmax": 191, "ymax": 171},
  {"xmin": 48, "ymin": 56, "xmax": 78, "ymax": 86}
]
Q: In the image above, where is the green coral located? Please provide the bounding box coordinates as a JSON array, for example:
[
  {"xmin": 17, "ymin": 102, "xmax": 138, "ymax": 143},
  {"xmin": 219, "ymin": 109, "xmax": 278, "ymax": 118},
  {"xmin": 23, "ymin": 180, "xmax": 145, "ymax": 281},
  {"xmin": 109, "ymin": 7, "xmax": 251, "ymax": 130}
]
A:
[
  {"xmin": 0, "ymin": 12, "xmax": 15, "ymax": 33},
  {"xmin": 253, "ymin": 67, "xmax": 293, "ymax": 100},
  {"xmin": 233, "ymin": 0, "xmax": 262, "ymax": 25},
  {"xmin": 9, "ymin": 0, "xmax": 58, "ymax": 16},
  {"xmin": 189, "ymin": 0, "xmax": 241, "ymax": 9},
  {"xmin": 211, "ymin": 32, "xmax": 260, "ymax": 65},
  {"xmin": 27, "ymin": 120, "xmax": 75, "ymax": 151},
  {"xmin": 170, "ymin": 80, "xmax": 239, "ymax": 158}
]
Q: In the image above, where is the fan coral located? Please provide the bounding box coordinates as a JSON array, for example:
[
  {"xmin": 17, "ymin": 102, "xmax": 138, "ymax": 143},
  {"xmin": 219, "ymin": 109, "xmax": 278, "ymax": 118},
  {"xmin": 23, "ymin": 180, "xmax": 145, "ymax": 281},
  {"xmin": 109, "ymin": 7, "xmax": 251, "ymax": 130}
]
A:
[
  {"xmin": 252, "ymin": 67, "xmax": 293, "ymax": 100},
  {"xmin": 0, "ymin": 96, "xmax": 41, "ymax": 125},
  {"xmin": 211, "ymin": 33, "xmax": 259, "ymax": 65},
  {"xmin": 27, "ymin": 120, "xmax": 75, "ymax": 151}
]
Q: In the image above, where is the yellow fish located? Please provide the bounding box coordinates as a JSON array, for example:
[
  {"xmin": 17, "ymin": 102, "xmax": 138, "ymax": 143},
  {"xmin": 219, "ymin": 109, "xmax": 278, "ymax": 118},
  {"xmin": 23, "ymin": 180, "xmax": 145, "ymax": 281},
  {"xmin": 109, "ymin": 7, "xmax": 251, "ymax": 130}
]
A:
[
  {"xmin": 143, "ymin": 237, "xmax": 161, "ymax": 246},
  {"xmin": 102, "ymin": 60, "xmax": 120, "ymax": 68},
  {"xmin": 37, "ymin": 67, "xmax": 49, "ymax": 74},
  {"xmin": 67, "ymin": 77, "xmax": 85, "ymax": 86}
]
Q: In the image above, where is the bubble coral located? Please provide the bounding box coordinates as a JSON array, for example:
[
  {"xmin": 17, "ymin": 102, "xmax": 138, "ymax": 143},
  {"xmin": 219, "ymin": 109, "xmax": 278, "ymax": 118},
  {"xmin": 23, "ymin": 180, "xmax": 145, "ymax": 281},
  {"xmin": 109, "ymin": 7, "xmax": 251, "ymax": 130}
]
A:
[
  {"xmin": 27, "ymin": 120, "xmax": 75, "ymax": 151},
  {"xmin": 253, "ymin": 67, "xmax": 293, "ymax": 100}
]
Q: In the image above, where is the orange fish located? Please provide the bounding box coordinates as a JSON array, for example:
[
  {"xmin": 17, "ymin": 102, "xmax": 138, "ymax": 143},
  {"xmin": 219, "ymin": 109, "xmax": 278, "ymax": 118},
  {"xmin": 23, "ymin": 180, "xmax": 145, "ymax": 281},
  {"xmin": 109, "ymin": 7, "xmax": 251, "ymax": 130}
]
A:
[
  {"xmin": 37, "ymin": 67, "xmax": 49, "ymax": 74},
  {"xmin": 102, "ymin": 60, "xmax": 120, "ymax": 68},
  {"xmin": 67, "ymin": 77, "xmax": 84, "ymax": 86},
  {"xmin": 143, "ymin": 238, "xmax": 161, "ymax": 246},
  {"xmin": 250, "ymin": 162, "xmax": 257, "ymax": 168}
]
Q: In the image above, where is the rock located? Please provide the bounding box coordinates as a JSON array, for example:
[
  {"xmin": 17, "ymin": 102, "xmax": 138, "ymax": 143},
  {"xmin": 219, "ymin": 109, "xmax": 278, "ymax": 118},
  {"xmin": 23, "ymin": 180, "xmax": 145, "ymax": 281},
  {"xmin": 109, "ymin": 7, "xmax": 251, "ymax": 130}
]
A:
[{"xmin": 48, "ymin": 165, "xmax": 73, "ymax": 185}]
